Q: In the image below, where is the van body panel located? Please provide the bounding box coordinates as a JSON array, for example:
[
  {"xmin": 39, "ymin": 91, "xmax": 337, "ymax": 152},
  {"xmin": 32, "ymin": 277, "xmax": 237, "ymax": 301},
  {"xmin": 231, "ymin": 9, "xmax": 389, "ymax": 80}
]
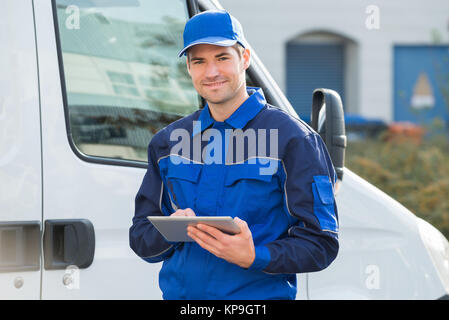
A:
[
  {"xmin": 308, "ymin": 168, "xmax": 446, "ymax": 299},
  {"xmin": 0, "ymin": 0, "xmax": 42, "ymax": 299},
  {"xmin": 33, "ymin": 0, "xmax": 162, "ymax": 299}
]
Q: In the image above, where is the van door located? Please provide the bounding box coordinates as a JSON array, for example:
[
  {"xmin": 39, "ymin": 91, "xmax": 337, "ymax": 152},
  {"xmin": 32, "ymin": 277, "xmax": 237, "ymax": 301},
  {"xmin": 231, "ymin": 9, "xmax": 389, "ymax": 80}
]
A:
[
  {"xmin": 0, "ymin": 0, "xmax": 42, "ymax": 299},
  {"xmin": 33, "ymin": 0, "xmax": 200, "ymax": 298}
]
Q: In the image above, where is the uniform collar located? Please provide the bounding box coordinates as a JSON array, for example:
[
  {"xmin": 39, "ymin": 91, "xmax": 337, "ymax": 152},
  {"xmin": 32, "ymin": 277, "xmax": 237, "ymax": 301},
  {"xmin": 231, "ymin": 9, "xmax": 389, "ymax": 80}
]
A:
[{"xmin": 192, "ymin": 87, "xmax": 266, "ymax": 137}]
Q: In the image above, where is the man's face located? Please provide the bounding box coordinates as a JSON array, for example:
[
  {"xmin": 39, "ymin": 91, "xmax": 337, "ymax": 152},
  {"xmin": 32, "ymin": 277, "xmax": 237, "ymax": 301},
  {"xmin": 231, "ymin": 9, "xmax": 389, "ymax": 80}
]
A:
[{"xmin": 186, "ymin": 44, "xmax": 250, "ymax": 106}]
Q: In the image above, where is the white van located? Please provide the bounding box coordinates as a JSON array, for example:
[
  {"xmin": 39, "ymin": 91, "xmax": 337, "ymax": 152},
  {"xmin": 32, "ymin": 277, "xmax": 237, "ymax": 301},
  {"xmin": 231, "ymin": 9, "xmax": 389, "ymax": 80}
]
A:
[{"xmin": 1, "ymin": 0, "xmax": 448, "ymax": 300}]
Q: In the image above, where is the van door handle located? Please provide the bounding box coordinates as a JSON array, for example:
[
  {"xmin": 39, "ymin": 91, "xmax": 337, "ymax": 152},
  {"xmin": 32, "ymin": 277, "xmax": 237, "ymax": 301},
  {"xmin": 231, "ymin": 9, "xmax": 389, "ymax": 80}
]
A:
[
  {"xmin": 0, "ymin": 221, "xmax": 41, "ymax": 273},
  {"xmin": 43, "ymin": 219, "xmax": 95, "ymax": 270}
]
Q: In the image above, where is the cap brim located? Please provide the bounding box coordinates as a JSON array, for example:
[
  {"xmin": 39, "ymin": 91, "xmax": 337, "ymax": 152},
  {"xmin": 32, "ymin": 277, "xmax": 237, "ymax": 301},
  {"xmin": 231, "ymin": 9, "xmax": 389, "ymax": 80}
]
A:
[{"xmin": 178, "ymin": 37, "xmax": 238, "ymax": 57}]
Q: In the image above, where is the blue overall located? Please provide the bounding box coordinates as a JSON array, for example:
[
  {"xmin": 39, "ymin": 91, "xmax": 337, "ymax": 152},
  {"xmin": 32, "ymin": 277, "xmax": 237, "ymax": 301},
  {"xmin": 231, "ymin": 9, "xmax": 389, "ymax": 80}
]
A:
[{"xmin": 129, "ymin": 87, "xmax": 339, "ymax": 299}]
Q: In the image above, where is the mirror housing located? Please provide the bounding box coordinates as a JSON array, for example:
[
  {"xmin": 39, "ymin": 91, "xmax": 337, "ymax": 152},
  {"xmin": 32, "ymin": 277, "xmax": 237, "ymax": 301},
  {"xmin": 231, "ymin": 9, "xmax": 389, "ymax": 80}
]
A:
[{"xmin": 311, "ymin": 88, "xmax": 347, "ymax": 181}]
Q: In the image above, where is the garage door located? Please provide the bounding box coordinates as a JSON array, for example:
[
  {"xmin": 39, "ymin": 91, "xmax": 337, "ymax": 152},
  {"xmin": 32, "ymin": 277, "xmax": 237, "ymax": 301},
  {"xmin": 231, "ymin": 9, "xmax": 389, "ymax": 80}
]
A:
[{"xmin": 286, "ymin": 43, "xmax": 345, "ymax": 122}]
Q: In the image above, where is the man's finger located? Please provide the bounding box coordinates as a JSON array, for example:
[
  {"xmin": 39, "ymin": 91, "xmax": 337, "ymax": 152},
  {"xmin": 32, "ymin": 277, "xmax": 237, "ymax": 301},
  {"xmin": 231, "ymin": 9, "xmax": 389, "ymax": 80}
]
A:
[
  {"xmin": 233, "ymin": 217, "xmax": 249, "ymax": 233},
  {"xmin": 188, "ymin": 227, "xmax": 221, "ymax": 256},
  {"xmin": 170, "ymin": 210, "xmax": 184, "ymax": 216},
  {"xmin": 196, "ymin": 223, "xmax": 228, "ymax": 242},
  {"xmin": 190, "ymin": 226, "xmax": 223, "ymax": 251},
  {"xmin": 184, "ymin": 208, "xmax": 196, "ymax": 216},
  {"xmin": 170, "ymin": 208, "xmax": 196, "ymax": 216},
  {"xmin": 188, "ymin": 225, "xmax": 222, "ymax": 247}
]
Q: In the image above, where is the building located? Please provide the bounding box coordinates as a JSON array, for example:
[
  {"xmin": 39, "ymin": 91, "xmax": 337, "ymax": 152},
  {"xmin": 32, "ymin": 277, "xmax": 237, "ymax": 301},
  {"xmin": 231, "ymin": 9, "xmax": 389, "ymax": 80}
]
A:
[{"xmin": 220, "ymin": 0, "xmax": 449, "ymax": 126}]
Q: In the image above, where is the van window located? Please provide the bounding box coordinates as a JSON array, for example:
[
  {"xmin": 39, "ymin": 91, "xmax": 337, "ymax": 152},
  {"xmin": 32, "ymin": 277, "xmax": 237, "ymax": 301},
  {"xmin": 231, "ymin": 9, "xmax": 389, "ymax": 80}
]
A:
[{"xmin": 54, "ymin": 0, "xmax": 200, "ymax": 163}]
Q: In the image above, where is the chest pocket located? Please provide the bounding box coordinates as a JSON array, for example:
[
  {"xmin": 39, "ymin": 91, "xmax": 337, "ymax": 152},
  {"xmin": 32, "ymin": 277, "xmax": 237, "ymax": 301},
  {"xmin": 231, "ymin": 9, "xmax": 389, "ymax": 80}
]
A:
[
  {"xmin": 223, "ymin": 162, "xmax": 281, "ymax": 225},
  {"xmin": 165, "ymin": 163, "xmax": 202, "ymax": 211},
  {"xmin": 225, "ymin": 164, "xmax": 273, "ymax": 186}
]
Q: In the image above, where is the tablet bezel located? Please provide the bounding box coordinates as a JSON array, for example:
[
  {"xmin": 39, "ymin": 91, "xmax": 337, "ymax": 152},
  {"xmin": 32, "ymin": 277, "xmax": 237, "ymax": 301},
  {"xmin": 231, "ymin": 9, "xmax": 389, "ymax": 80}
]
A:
[{"xmin": 147, "ymin": 216, "xmax": 241, "ymax": 242}]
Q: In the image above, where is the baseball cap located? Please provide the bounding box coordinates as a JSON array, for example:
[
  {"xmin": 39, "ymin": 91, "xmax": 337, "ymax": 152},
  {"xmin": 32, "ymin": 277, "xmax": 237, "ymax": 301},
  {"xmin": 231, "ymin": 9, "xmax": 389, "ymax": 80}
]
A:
[{"xmin": 178, "ymin": 10, "xmax": 247, "ymax": 58}]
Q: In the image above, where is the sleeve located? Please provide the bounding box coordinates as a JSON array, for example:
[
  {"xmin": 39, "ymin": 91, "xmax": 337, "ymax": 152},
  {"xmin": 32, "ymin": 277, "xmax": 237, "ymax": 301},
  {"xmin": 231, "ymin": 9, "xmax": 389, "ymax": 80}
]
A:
[
  {"xmin": 250, "ymin": 133, "xmax": 339, "ymax": 274},
  {"xmin": 129, "ymin": 133, "xmax": 180, "ymax": 263}
]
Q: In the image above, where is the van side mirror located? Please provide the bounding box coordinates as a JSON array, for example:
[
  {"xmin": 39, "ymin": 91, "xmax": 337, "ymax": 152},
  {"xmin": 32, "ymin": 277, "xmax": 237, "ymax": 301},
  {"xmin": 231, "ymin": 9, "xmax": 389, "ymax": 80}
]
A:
[{"xmin": 311, "ymin": 88, "xmax": 347, "ymax": 181}]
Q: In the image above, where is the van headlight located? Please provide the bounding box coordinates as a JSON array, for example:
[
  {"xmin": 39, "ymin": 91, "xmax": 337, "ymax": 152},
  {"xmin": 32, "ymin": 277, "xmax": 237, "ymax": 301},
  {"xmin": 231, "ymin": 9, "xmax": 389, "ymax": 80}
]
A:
[{"xmin": 417, "ymin": 217, "xmax": 449, "ymax": 294}]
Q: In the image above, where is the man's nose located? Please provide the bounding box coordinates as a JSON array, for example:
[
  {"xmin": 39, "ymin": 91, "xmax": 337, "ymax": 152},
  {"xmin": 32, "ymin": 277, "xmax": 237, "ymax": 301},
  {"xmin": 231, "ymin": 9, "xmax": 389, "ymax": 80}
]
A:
[{"xmin": 204, "ymin": 61, "xmax": 220, "ymax": 79}]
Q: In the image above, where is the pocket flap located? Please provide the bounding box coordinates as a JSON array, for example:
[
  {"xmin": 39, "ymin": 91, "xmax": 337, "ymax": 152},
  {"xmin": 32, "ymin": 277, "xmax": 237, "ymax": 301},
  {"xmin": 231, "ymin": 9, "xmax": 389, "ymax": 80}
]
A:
[
  {"xmin": 166, "ymin": 163, "xmax": 202, "ymax": 183},
  {"xmin": 313, "ymin": 175, "xmax": 334, "ymax": 205},
  {"xmin": 225, "ymin": 163, "xmax": 273, "ymax": 186}
]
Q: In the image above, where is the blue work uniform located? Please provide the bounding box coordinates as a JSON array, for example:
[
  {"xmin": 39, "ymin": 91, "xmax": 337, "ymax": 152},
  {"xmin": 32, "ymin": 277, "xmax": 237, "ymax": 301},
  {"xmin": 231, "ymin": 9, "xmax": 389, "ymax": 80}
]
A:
[{"xmin": 129, "ymin": 87, "xmax": 339, "ymax": 299}]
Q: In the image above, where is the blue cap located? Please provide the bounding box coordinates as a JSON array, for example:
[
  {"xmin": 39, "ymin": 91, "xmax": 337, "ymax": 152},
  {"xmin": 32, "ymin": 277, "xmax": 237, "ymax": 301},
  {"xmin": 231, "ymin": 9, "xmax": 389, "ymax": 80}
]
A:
[{"xmin": 178, "ymin": 10, "xmax": 247, "ymax": 58}]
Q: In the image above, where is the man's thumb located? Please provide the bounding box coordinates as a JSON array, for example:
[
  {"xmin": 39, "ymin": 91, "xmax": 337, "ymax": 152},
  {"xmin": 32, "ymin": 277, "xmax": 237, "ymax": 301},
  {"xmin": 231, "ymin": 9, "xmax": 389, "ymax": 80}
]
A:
[{"xmin": 234, "ymin": 217, "xmax": 248, "ymax": 230}]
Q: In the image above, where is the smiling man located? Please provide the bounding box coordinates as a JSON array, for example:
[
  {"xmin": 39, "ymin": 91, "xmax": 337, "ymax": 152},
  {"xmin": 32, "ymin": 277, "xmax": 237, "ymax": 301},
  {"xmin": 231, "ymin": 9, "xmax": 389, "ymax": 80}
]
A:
[
  {"xmin": 186, "ymin": 43, "xmax": 249, "ymax": 121},
  {"xmin": 129, "ymin": 10, "xmax": 339, "ymax": 300}
]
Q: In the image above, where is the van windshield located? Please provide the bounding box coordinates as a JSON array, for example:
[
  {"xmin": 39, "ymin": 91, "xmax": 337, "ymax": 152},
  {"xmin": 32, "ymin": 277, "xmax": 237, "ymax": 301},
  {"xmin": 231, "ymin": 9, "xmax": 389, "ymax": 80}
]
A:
[{"xmin": 54, "ymin": 0, "xmax": 200, "ymax": 163}]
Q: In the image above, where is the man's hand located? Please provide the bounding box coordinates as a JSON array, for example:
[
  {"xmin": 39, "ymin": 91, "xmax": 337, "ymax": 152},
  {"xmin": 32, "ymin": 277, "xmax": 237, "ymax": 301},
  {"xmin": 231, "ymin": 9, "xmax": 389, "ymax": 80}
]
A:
[
  {"xmin": 187, "ymin": 217, "xmax": 255, "ymax": 269},
  {"xmin": 170, "ymin": 208, "xmax": 196, "ymax": 217}
]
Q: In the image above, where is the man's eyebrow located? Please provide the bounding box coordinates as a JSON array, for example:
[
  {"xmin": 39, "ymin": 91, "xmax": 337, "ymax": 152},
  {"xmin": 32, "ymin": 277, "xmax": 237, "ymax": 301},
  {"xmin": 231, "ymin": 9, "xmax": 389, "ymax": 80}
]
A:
[
  {"xmin": 190, "ymin": 52, "xmax": 231, "ymax": 61},
  {"xmin": 190, "ymin": 56, "xmax": 205, "ymax": 61},
  {"xmin": 215, "ymin": 52, "xmax": 231, "ymax": 58}
]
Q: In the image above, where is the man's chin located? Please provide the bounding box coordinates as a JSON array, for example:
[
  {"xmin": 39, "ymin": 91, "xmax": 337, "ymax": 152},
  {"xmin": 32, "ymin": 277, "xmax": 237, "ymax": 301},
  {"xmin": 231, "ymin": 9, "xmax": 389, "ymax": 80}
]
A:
[{"xmin": 201, "ymin": 94, "xmax": 230, "ymax": 106}]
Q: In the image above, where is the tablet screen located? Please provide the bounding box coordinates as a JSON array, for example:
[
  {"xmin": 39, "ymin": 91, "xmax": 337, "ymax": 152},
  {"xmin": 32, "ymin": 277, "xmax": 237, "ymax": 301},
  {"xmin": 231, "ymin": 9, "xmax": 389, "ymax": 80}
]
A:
[{"xmin": 147, "ymin": 216, "xmax": 240, "ymax": 242}]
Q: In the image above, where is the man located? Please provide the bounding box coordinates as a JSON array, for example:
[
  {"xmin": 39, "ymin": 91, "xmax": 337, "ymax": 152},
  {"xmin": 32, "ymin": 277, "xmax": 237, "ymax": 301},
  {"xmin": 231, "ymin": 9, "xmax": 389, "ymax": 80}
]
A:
[{"xmin": 129, "ymin": 10, "xmax": 339, "ymax": 300}]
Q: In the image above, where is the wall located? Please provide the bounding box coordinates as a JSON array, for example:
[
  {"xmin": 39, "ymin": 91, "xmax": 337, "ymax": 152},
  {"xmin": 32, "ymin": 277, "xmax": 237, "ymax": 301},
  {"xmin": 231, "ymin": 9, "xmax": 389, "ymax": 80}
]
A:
[{"xmin": 220, "ymin": 0, "xmax": 449, "ymax": 122}]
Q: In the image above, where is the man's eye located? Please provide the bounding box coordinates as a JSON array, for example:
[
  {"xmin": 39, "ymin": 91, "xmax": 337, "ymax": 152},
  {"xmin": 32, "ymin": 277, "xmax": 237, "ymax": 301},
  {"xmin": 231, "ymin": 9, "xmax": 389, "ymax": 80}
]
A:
[
  {"xmin": 218, "ymin": 57, "xmax": 229, "ymax": 61},
  {"xmin": 193, "ymin": 60, "xmax": 203, "ymax": 64}
]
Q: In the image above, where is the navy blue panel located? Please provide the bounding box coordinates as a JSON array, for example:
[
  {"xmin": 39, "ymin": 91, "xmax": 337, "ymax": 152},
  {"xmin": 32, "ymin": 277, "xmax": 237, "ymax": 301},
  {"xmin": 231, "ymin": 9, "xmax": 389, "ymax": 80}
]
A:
[
  {"xmin": 286, "ymin": 43, "xmax": 345, "ymax": 121},
  {"xmin": 394, "ymin": 45, "xmax": 449, "ymax": 126}
]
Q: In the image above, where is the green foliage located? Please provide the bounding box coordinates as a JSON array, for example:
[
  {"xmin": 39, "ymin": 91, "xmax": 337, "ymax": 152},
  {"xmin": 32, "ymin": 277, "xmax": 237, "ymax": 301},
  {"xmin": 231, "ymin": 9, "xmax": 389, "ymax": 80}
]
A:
[{"xmin": 345, "ymin": 133, "xmax": 449, "ymax": 239}]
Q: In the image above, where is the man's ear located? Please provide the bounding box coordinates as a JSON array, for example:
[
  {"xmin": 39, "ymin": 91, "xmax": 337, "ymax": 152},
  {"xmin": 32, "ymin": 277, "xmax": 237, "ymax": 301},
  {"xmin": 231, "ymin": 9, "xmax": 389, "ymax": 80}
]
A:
[
  {"xmin": 186, "ymin": 56, "xmax": 192, "ymax": 76},
  {"xmin": 242, "ymin": 48, "xmax": 251, "ymax": 70}
]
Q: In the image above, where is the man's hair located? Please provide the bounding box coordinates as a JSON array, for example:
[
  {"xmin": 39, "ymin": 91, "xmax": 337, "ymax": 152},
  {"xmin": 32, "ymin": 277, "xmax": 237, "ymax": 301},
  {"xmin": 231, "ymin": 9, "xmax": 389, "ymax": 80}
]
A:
[
  {"xmin": 232, "ymin": 43, "xmax": 245, "ymax": 58},
  {"xmin": 186, "ymin": 43, "xmax": 246, "ymax": 63}
]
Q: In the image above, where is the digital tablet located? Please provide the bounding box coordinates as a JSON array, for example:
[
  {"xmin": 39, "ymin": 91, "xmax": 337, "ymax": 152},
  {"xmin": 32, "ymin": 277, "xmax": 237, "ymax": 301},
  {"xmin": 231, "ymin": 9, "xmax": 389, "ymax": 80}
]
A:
[{"xmin": 147, "ymin": 216, "xmax": 241, "ymax": 242}]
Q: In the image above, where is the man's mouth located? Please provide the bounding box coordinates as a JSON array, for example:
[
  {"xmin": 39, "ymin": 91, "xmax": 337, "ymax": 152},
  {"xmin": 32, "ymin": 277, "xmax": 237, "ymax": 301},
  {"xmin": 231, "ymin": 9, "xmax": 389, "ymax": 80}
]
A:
[{"xmin": 202, "ymin": 80, "xmax": 227, "ymax": 88}]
